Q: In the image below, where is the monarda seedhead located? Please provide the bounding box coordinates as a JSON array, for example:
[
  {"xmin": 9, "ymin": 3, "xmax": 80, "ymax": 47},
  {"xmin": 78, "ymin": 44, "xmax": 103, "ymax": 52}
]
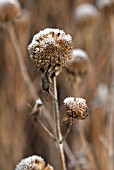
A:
[
  {"xmin": 28, "ymin": 28, "xmax": 73, "ymax": 78},
  {"xmin": 15, "ymin": 155, "xmax": 54, "ymax": 170},
  {"xmin": 62, "ymin": 97, "xmax": 88, "ymax": 124}
]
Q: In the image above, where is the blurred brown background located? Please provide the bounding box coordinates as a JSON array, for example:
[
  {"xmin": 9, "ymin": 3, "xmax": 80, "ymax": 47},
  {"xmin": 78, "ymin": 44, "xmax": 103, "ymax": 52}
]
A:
[{"xmin": 0, "ymin": 0, "xmax": 114, "ymax": 170}]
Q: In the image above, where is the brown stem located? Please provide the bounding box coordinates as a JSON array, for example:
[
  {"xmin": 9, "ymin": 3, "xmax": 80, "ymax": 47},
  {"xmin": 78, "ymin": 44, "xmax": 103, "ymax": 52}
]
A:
[
  {"xmin": 79, "ymin": 122, "xmax": 97, "ymax": 170},
  {"xmin": 6, "ymin": 22, "xmax": 37, "ymax": 100},
  {"xmin": 38, "ymin": 119, "xmax": 55, "ymax": 140},
  {"xmin": 4, "ymin": 21, "xmax": 78, "ymax": 169},
  {"xmin": 107, "ymin": 16, "xmax": 114, "ymax": 170},
  {"xmin": 52, "ymin": 77, "xmax": 67, "ymax": 170},
  {"xmin": 61, "ymin": 123, "xmax": 72, "ymax": 143}
]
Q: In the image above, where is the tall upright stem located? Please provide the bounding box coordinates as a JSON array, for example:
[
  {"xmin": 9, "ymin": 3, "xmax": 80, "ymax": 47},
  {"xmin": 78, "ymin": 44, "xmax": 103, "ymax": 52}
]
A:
[{"xmin": 52, "ymin": 77, "xmax": 67, "ymax": 170}]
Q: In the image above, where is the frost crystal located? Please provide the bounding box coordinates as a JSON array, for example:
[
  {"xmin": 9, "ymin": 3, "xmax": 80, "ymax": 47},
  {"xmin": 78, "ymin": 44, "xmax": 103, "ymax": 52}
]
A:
[
  {"xmin": 28, "ymin": 28, "xmax": 73, "ymax": 77},
  {"xmin": 63, "ymin": 97, "xmax": 75, "ymax": 108}
]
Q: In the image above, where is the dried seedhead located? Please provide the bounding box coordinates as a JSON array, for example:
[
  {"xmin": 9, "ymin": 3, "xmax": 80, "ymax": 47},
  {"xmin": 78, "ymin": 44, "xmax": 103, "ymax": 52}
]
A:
[
  {"xmin": 62, "ymin": 97, "xmax": 88, "ymax": 124},
  {"xmin": 75, "ymin": 3, "xmax": 99, "ymax": 26},
  {"xmin": 96, "ymin": 0, "xmax": 114, "ymax": 14},
  {"xmin": 0, "ymin": 0, "xmax": 21, "ymax": 21},
  {"xmin": 28, "ymin": 28, "xmax": 73, "ymax": 80},
  {"xmin": 71, "ymin": 49, "xmax": 89, "ymax": 76},
  {"xmin": 15, "ymin": 155, "xmax": 54, "ymax": 170},
  {"xmin": 66, "ymin": 49, "xmax": 89, "ymax": 83}
]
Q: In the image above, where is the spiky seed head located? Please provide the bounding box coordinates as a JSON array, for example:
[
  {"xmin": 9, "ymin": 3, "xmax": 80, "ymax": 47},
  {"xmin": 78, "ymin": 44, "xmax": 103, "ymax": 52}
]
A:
[
  {"xmin": 63, "ymin": 97, "xmax": 87, "ymax": 113},
  {"xmin": 15, "ymin": 155, "xmax": 54, "ymax": 170},
  {"xmin": 28, "ymin": 28, "xmax": 73, "ymax": 76},
  {"xmin": 62, "ymin": 97, "xmax": 88, "ymax": 123}
]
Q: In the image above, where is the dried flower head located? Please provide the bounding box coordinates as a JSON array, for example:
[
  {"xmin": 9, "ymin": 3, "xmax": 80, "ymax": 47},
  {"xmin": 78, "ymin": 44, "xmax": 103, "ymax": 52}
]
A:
[
  {"xmin": 75, "ymin": 3, "xmax": 99, "ymax": 26},
  {"xmin": 0, "ymin": 0, "xmax": 21, "ymax": 21},
  {"xmin": 15, "ymin": 155, "xmax": 54, "ymax": 170},
  {"xmin": 28, "ymin": 28, "xmax": 73, "ymax": 78},
  {"xmin": 70, "ymin": 49, "xmax": 89, "ymax": 76},
  {"xmin": 96, "ymin": 0, "xmax": 114, "ymax": 13},
  {"xmin": 62, "ymin": 97, "xmax": 88, "ymax": 124}
]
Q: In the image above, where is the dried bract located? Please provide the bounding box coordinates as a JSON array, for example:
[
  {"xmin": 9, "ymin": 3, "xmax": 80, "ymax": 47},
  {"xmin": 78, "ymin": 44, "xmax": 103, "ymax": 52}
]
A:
[
  {"xmin": 28, "ymin": 28, "xmax": 73, "ymax": 78},
  {"xmin": 0, "ymin": 0, "xmax": 21, "ymax": 21},
  {"xmin": 15, "ymin": 155, "xmax": 54, "ymax": 170},
  {"xmin": 62, "ymin": 97, "xmax": 88, "ymax": 124}
]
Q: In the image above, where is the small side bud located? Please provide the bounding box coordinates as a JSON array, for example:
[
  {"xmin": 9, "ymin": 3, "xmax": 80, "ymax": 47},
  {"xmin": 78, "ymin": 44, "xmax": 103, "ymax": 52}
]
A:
[
  {"xmin": 62, "ymin": 97, "xmax": 88, "ymax": 124},
  {"xmin": 31, "ymin": 99, "xmax": 43, "ymax": 115}
]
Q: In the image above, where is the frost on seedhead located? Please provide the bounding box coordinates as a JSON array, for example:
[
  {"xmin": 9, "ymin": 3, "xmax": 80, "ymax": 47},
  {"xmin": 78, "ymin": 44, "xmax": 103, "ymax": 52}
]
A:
[
  {"xmin": 75, "ymin": 3, "xmax": 99, "ymax": 25},
  {"xmin": 64, "ymin": 97, "xmax": 86, "ymax": 110},
  {"xmin": 28, "ymin": 28, "xmax": 73, "ymax": 77},
  {"xmin": 62, "ymin": 97, "xmax": 88, "ymax": 123},
  {"xmin": 75, "ymin": 3, "xmax": 98, "ymax": 19},
  {"xmin": 36, "ymin": 98, "xmax": 43, "ymax": 106},
  {"xmin": 15, "ymin": 155, "xmax": 54, "ymax": 170},
  {"xmin": 0, "ymin": 0, "xmax": 20, "ymax": 21},
  {"xmin": 63, "ymin": 97, "xmax": 75, "ymax": 108},
  {"xmin": 72, "ymin": 49, "xmax": 88, "ymax": 61},
  {"xmin": 69, "ymin": 49, "xmax": 89, "ymax": 76}
]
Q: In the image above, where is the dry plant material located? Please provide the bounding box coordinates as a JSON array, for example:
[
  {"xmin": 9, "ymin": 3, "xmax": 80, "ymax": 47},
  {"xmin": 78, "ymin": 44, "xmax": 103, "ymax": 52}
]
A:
[
  {"xmin": 30, "ymin": 99, "xmax": 43, "ymax": 122},
  {"xmin": 31, "ymin": 99, "xmax": 43, "ymax": 115},
  {"xmin": 15, "ymin": 155, "xmax": 54, "ymax": 170},
  {"xmin": 28, "ymin": 28, "xmax": 73, "ymax": 98},
  {"xmin": 62, "ymin": 97, "xmax": 88, "ymax": 124},
  {"xmin": 67, "ymin": 49, "xmax": 89, "ymax": 83},
  {"xmin": 75, "ymin": 3, "xmax": 99, "ymax": 26},
  {"xmin": 28, "ymin": 28, "xmax": 72, "ymax": 81},
  {"xmin": 0, "ymin": 0, "xmax": 21, "ymax": 21},
  {"xmin": 28, "ymin": 28, "xmax": 73, "ymax": 170},
  {"xmin": 96, "ymin": 0, "xmax": 114, "ymax": 14}
]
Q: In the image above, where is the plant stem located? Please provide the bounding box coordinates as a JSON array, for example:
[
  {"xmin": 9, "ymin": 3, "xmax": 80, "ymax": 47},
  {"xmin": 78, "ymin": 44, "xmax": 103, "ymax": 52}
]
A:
[
  {"xmin": 61, "ymin": 123, "xmax": 72, "ymax": 143},
  {"xmin": 52, "ymin": 77, "xmax": 67, "ymax": 170},
  {"xmin": 6, "ymin": 22, "xmax": 37, "ymax": 101}
]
